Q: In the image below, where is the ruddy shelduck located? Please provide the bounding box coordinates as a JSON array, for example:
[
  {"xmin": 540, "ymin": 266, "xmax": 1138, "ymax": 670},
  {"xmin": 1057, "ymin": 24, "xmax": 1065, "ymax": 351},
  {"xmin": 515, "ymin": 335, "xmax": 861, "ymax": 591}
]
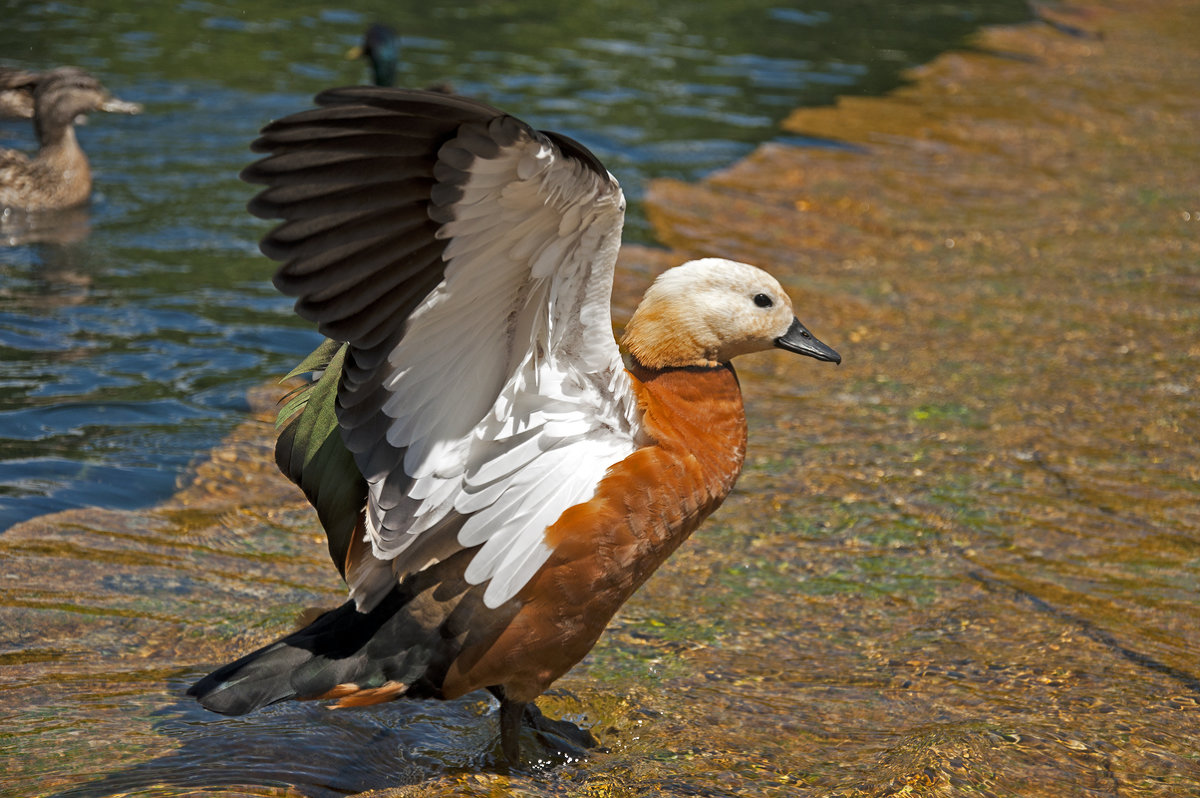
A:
[{"xmin": 189, "ymin": 88, "xmax": 840, "ymax": 763}]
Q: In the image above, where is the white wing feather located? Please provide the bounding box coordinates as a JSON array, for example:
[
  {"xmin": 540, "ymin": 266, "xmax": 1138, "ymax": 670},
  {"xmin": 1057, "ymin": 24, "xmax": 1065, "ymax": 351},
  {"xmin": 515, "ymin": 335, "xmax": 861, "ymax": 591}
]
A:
[{"xmin": 355, "ymin": 119, "xmax": 640, "ymax": 610}]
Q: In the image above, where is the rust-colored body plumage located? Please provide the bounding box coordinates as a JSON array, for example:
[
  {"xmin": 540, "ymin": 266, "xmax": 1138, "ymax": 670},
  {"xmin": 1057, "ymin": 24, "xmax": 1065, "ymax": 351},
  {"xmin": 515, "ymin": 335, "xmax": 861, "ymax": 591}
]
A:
[{"xmin": 442, "ymin": 363, "xmax": 748, "ymax": 702}]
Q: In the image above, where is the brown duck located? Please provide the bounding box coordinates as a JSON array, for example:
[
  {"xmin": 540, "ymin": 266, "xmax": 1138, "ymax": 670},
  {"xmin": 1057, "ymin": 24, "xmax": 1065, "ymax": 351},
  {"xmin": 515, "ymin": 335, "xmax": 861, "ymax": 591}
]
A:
[{"xmin": 0, "ymin": 68, "xmax": 141, "ymax": 212}]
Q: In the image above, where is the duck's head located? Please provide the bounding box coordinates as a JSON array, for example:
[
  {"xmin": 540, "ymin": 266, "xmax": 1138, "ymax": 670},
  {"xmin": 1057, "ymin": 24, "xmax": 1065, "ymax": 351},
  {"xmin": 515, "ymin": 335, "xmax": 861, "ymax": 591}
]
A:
[
  {"xmin": 622, "ymin": 258, "xmax": 841, "ymax": 370},
  {"xmin": 347, "ymin": 23, "xmax": 399, "ymax": 87},
  {"xmin": 32, "ymin": 69, "xmax": 141, "ymax": 142}
]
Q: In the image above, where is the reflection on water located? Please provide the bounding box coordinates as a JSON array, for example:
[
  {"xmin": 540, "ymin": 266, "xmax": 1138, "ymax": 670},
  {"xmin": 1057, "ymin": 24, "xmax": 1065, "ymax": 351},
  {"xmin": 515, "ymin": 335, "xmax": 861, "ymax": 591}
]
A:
[{"xmin": 1, "ymin": 204, "xmax": 93, "ymax": 248}]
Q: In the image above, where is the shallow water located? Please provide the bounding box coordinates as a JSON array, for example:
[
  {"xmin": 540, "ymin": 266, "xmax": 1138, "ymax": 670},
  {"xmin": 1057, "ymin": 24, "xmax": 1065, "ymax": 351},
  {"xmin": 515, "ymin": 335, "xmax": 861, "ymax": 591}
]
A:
[
  {"xmin": 0, "ymin": 0, "xmax": 1029, "ymax": 530},
  {"xmin": 640, "ymin": 2, "xmax": 1200, "ymax": 793},
  {"xmin": 5, "ymin": 0, "xmax": 1200, "ymax": 796}
]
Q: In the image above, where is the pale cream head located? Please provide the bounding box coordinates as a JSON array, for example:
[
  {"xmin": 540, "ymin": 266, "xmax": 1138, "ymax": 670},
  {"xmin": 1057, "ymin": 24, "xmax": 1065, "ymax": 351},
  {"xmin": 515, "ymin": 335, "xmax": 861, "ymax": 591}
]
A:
[{"xmin": 622, "ymin": 258, "xmax": 811, "ymax": 369}]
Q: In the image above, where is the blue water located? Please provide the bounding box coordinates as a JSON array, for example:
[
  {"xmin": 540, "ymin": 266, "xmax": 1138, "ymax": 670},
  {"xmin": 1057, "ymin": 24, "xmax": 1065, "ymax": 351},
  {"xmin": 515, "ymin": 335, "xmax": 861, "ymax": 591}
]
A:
[{"xmin": 0, "ymin": 1, "xmax": 1030, "ymax": 530}]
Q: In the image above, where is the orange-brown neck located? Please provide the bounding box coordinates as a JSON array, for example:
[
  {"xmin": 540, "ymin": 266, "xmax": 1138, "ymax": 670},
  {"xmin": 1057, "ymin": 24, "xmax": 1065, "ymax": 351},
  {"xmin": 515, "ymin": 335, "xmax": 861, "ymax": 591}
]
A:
[{"xmin": 627, "ymin": 359, "xmax": 748, "ymax": 498}]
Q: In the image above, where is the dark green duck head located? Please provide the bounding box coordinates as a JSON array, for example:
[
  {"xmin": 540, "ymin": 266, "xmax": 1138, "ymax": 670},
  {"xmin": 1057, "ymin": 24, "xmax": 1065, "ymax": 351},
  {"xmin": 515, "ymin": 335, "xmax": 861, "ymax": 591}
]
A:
[{"xmin": 347, "ymin": 23, "xmax": 399, "ymax": 87}]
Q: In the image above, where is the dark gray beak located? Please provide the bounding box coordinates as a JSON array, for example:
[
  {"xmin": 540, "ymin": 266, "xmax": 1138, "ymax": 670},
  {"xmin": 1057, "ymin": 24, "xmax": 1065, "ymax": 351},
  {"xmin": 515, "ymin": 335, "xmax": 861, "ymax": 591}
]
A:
[{"xmin": 774, "ymin": 317, "xmax": 841, "ymax": 364}]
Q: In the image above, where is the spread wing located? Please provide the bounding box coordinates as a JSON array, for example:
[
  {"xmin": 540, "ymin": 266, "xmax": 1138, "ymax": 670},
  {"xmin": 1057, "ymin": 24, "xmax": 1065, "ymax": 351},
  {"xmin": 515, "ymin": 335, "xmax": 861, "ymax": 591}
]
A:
[{"xmin": 244, "ymin": 88, "xmax": 641, "ymax": 611}]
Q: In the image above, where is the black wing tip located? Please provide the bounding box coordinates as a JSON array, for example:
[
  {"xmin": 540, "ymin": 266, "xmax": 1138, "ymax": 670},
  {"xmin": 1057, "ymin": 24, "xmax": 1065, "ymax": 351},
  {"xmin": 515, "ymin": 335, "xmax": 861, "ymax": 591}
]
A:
[
  {"xmin": 313, "ymin": 85, "xmax": 505, "ymax": 118},
  {"xmin": 540, "ymin": 129, "xmax": 609, "ymax": 181},
  {"xmin": 240, "ymin": 87, "xmax": 508, "ymax": 179},
  {"xmin": 244, "ymin": 87, "xmax": 609, "ymax": 185},
  {"xmin": 187, "ymin": 672, "xmax": 251, "ymax": 715}
]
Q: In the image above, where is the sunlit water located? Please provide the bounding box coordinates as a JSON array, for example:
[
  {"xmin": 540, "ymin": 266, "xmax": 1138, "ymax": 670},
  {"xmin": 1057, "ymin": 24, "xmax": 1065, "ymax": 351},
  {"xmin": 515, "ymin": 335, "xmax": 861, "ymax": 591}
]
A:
[{"xmin": 0, "ymin": 0, "xmax": 1029, "ymax": 531}]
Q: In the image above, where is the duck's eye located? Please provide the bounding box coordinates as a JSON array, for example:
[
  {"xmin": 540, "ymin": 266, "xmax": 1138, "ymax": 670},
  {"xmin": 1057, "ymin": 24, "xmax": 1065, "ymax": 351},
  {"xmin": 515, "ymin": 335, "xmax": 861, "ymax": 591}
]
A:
[{"xmin": 753, "ymin": 293, "xmax": 773, "ymax": 308}]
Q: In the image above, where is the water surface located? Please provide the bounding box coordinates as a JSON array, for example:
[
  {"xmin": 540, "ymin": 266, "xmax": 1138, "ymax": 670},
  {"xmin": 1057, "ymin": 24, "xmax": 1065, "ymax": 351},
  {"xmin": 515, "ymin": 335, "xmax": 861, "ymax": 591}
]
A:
[{"xmin": 0, "ymin": 0, "xmax": 1029, "ymax": 529}]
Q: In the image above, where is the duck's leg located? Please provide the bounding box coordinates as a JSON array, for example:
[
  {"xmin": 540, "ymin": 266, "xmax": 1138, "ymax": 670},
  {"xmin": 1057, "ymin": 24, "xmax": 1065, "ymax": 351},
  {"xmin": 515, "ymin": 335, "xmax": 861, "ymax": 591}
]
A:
[
  {"xmin": 490, "ymin": 686, "xmax": 599, "ymax": 763},
  {"xmin": 522, "ymin": 701, "xmax": 598, "ymax": 756},
  {"xmin": 495, "ymin": 689, "xmax": 525, "ymax": 763}
]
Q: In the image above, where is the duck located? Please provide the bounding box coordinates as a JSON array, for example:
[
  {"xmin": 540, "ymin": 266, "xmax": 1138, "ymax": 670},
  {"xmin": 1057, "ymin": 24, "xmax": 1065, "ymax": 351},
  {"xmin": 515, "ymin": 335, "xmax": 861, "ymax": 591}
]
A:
[
  {"xmin": 188, "ymin": 87, "xmax": 840, "ymax": 763},
  {"xmin": 0, "ymin": 68, "xmax": 141, "ymax": 212},
  {"xmin": 346, "ymin": 23, "xmax": 454, "ymax": 93}
]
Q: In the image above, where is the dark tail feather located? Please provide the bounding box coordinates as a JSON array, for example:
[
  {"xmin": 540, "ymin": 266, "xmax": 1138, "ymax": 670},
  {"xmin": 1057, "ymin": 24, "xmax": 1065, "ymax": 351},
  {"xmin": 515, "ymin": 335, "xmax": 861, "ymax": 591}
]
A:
[
  {"xmin": 187, "ymin": 638, "xmax": 316, "ymax": 715},
  {"xmin": 188, "ymin": 589, "xmax": 428, "ymax": 715}
]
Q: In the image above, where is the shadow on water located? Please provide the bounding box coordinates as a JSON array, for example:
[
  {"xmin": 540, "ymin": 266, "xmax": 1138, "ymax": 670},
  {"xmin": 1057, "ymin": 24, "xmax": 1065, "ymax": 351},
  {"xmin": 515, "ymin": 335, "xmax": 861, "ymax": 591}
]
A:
[
  {"xmin": 55, "ymin": 683, "xmax": 614, "ymax": 798},
  {"xmin": 52, "ymin": 681, "xmax": 499, "ymax": 797},
  {"xmin": 967, "ymin": 569, "xmax": 1200, "ymax": 696}
]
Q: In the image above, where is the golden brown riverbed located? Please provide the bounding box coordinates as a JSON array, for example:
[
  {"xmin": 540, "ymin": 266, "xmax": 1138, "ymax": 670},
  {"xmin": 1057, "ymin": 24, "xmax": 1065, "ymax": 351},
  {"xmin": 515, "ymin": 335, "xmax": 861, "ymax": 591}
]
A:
[{"xmin": 2, "ymin": 1, "xmax": 1197, "ymax": 795}]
